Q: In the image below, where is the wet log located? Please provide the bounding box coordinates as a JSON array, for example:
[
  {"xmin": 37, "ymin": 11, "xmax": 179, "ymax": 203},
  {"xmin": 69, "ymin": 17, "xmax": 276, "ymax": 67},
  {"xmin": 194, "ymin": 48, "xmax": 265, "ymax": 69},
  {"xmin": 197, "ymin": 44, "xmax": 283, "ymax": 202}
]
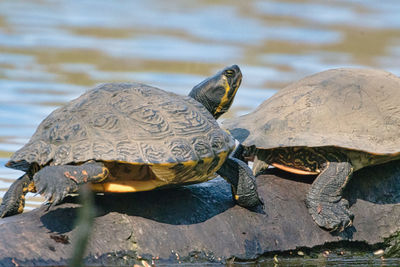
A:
[{"xmin": 0, "ymin": 160, "xmax": 400, "ymax": 266}]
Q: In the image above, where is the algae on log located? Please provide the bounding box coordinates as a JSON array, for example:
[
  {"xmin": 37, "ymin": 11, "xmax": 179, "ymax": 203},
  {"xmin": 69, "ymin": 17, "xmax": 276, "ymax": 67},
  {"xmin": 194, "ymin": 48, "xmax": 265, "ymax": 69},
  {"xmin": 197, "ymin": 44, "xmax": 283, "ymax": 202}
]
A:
[{"xmin": 0, "ymin": 160, "xmax": 400, "ymax": 265}]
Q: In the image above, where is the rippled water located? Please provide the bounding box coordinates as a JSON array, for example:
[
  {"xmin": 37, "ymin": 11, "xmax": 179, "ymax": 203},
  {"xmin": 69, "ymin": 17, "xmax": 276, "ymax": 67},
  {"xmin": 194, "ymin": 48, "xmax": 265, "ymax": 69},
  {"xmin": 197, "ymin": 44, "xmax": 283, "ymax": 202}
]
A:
[{"xmin": 1, "ymin": 0, "xmax": 400, "ymax": 264}]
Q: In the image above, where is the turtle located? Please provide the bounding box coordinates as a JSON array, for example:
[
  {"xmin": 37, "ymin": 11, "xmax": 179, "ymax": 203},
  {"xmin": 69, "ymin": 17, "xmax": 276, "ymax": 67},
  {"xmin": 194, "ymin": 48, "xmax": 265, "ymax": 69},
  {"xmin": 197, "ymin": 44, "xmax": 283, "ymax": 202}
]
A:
[
  {"xmin": 223, "ymin": 68, "xmax": 400, "ymax": 231},
  {"xmin": 0, "ymin": 65, "xmax": 262, "ymax": 218}
]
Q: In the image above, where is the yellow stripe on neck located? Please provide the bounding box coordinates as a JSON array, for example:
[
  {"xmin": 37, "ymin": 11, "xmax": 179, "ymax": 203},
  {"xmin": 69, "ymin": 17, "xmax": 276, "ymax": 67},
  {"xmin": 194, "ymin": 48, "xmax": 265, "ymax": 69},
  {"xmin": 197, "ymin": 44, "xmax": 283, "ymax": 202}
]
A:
[{"xmin": 214, "ymin": 80, "xmax": 233, "ymax": 116}]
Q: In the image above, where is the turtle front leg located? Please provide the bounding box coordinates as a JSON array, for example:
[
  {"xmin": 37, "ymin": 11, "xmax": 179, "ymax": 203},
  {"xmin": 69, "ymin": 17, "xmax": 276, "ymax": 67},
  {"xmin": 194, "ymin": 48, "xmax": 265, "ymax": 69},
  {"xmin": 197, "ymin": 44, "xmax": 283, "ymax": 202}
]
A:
[
  {"xmin": 231, "ymin": 143, "xmax": 246, "ymax": 162},
  {"xmin": 252, "ymin": 156, "xmax": 270, "ymax": 177},
  {"xmin": 34, "ymin": 161, "xmax": 109, "ymax": 206},
  {"xmin": 305, "ymin": 161, "xmax": 354, "ymax": 232},
  {"xmin": 0, "ymin": 173, "xmax": 36, "ymax": 218},
  {"xmin": 231, "ymin": 144, "xmax": 268, "ymax": 176},
  {"xmin": 217, "ymin": 157, "xmax": 262, "ymax": 208}
]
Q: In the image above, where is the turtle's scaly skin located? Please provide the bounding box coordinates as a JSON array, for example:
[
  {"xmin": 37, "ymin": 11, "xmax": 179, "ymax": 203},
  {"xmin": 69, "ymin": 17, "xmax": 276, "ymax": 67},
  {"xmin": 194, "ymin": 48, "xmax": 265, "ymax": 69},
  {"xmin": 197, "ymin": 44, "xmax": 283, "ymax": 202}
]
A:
[
  {"xmin": 224, "ymin": 68, "xmax": 400, "ymax": 231},
  {"xmin": 8, "ymin": 83, "xmax": 234, "ymax": 191}
]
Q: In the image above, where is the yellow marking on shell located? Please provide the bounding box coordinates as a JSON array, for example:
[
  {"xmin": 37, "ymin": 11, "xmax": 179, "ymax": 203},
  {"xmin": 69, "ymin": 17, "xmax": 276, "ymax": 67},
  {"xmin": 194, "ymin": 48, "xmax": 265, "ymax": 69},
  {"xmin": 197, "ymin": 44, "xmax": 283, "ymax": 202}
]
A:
[
  {"xmin": 91, "ymin": 151, "xmax": 230, "ymax": 193},
  {"xmin": 214, "ymin": 78, "xmax": 233, "ymax": 116},
  {"xmin": 272, "ymin": 163, "xmax": 319, "ymax": 175}
]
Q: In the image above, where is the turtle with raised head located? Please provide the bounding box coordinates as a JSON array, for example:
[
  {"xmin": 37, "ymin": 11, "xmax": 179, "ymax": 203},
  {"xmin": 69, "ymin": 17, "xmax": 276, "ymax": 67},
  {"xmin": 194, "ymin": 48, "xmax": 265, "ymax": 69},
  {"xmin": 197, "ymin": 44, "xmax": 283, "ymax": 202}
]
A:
[
  {"xmin": 224, "ymin": 68, "xmax": 400, "ymax": 231},
  {"xmin": 0, "ymin": 65, "xmax": 261, "ymax": 218}
]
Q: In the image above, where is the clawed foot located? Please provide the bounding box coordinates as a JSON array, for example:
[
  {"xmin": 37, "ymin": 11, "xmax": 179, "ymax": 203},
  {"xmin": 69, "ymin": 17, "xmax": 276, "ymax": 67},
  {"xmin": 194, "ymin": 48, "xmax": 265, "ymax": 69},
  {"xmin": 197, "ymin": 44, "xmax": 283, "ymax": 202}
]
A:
[
  {"xmin": 306, "ymin": 198, "xmax": 354, "ymax": 232},
  {"xmin": 33, "ymin": 169, "xmax": 79, "ymax": 207},
  {"xmin": 33, "ymin": 162, "xmax": 108, "ymax": 208}
]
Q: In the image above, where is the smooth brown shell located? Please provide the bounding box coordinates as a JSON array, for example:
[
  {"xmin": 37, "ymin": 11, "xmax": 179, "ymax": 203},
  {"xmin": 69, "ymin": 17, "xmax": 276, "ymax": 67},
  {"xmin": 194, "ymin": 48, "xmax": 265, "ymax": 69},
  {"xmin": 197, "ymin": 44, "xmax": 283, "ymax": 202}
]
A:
[{"xmin": 224, "ymin": 68, "xmax": 400, "ymax": 155}]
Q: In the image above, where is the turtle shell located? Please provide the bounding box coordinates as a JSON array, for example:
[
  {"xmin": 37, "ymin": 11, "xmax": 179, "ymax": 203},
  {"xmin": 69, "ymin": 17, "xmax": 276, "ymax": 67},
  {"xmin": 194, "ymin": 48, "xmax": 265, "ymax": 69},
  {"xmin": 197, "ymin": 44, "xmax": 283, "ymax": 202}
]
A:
[
  {"xmin": 8, "ymin": 83, "xmax": 234, "ymax": 174},
  {"xmin": 224, "ymin": 68, "xmax": 400, "ymax": 155}
]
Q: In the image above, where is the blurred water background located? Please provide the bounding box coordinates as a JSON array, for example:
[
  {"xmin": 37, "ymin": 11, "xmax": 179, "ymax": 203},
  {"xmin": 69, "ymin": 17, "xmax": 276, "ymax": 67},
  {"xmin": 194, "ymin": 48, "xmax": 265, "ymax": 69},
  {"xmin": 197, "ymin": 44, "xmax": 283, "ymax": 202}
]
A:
[{"xmin": 0, "ymin": 0, "xmax": 400, "ymax": 264}]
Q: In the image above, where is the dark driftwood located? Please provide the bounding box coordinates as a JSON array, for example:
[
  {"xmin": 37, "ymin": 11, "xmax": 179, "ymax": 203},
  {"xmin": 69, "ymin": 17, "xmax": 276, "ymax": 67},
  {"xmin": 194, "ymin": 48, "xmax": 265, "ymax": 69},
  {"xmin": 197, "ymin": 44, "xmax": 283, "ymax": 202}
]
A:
[{"xmin": 1, "ymin": 160, "xmax": 400, "ymax": 266}]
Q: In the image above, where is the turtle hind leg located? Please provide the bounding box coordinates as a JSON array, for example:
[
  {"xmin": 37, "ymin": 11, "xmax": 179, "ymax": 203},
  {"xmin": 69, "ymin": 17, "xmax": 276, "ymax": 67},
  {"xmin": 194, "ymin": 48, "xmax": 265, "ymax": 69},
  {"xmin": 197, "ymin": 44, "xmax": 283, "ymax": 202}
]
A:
[
  {"xmin": 217, "ymin": 157, "xmax": 263, "ymax": 208},
  {"xmin": 305, "ymin": 161, "xmax": 354, "ymax": 232},
  {"xmin": 0, "ymin": 173, "xmax": 35, "ymax": 218},
  {"xmin": 34, "ymin": 161, "xmax": 109, "ymax": 207}
]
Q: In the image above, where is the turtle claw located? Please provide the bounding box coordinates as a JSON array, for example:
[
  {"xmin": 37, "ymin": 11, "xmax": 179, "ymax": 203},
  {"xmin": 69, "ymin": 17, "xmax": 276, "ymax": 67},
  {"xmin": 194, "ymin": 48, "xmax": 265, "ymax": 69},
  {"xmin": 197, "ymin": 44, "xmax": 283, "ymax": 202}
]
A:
[
  {"xmin": 43, "ymin": 201, "xmax": 52, "ymax": 211},
  {"xmin": 33, "ymin": 168, "xmax": 79, "ymax": 208},
  {"xmin": 33, "ymin": 162, "xmax": 108, "ymax": 209},
  {"xmin": 42, "ymin": 190, "xmax": 67, "ymax": 211},
  {"xmin": 306, "ymin": 198, "xmax": 354, "ymax": 232}
]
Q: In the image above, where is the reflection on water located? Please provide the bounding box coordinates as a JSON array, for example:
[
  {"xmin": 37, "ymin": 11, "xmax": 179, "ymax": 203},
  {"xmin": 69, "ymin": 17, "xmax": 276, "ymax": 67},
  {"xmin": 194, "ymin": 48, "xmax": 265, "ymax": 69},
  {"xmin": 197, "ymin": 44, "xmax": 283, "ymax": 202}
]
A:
[{"xmin": 0, "ymin": 0, "xmax": 399, "ymax": 236}]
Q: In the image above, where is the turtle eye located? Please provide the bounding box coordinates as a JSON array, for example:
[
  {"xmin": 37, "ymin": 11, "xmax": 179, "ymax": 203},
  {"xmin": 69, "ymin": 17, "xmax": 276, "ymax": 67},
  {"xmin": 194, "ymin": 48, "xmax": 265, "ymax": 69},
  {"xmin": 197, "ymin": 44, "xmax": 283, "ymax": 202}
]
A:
[{"xmin": 224, "ymin": 69, "xmax": 235, "ymax": 77}]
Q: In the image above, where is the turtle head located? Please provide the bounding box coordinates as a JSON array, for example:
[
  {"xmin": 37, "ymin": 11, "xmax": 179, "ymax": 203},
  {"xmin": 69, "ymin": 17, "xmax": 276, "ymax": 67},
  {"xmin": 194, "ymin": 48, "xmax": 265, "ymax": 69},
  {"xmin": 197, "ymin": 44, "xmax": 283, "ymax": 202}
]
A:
[{"xmin": 189, "ymin": 65, "xmax": 242, "ymax": 119}]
